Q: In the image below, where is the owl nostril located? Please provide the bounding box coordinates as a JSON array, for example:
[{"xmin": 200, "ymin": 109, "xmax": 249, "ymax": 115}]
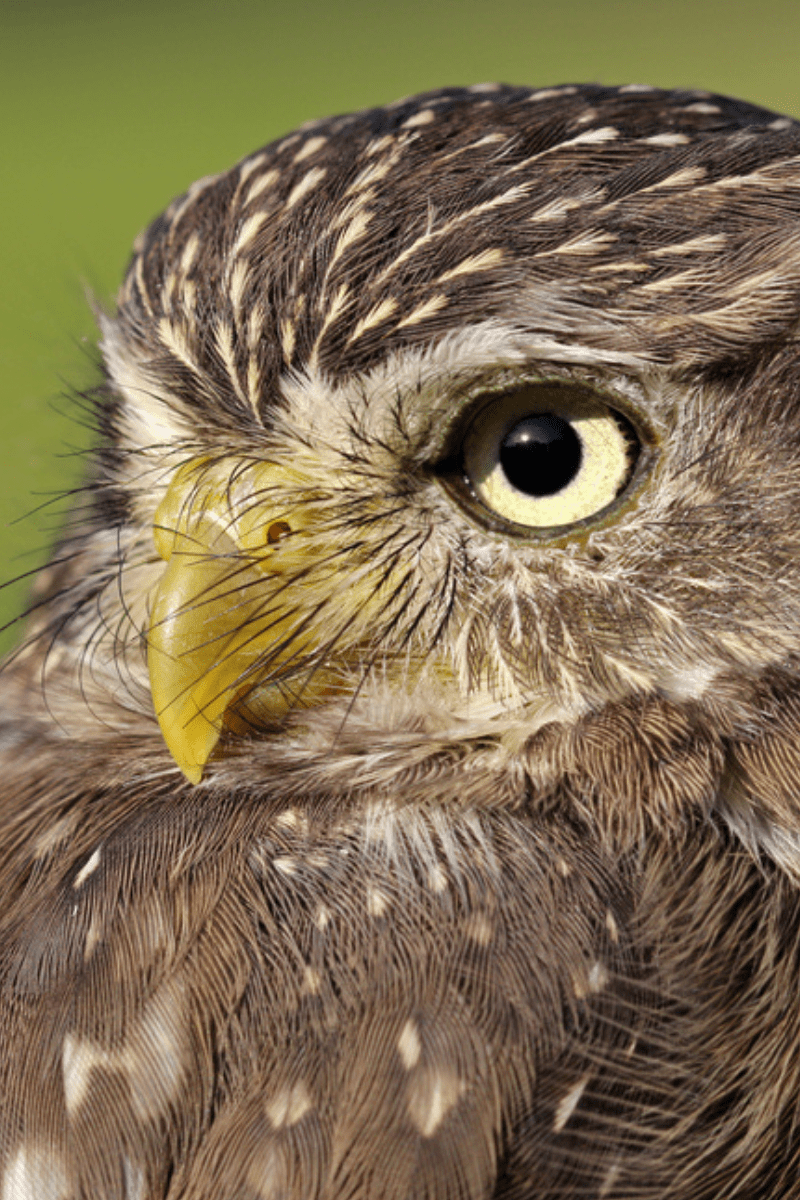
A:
[{"xmin": 267, "ymin": 520, "xmax": 292, "ymax": 544}]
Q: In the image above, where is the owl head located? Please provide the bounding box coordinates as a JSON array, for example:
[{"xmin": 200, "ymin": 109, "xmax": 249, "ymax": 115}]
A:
[{"xmin": 11, "ymin": 83, "xmax": 800, "ymax": 865}]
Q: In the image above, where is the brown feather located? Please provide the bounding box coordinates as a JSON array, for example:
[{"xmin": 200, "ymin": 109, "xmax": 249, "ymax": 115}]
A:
[{"xmin": 4, "ymin": 83, "xmax": 800, "ymax": 1198}]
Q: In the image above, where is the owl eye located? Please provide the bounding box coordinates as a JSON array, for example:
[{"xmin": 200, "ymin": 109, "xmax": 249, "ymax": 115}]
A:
[{"xmin": 458, "ymin": 384, "xmax": 641, "ymax": 531}]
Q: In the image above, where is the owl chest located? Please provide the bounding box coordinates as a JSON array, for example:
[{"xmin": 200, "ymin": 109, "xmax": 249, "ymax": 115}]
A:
[{"xmin": 1, "ymin": 800, "xmax": 798, "ymax": 1199}]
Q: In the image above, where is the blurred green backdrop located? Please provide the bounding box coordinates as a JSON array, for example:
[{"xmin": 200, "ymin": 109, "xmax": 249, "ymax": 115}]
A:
[{"xmin": 2, "ymin": 0, "xmax": 800, "ymax": 652}]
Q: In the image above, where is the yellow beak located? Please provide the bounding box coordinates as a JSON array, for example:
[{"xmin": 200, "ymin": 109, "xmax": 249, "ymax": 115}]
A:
[{"xmin": 147, "ymin": 459, "xmax": 315, "ymax": 783}]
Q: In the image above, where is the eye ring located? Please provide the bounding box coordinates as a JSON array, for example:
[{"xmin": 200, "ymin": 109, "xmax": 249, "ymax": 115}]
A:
[{"xmin": 440, "ymin": 382, "xmax": 648, "ymax": 537}]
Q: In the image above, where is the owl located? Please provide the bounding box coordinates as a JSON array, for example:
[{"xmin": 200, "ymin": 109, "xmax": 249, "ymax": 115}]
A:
[{"xmin": 3, "ymin": 80, "xmax": 800, "ymax": 1200}]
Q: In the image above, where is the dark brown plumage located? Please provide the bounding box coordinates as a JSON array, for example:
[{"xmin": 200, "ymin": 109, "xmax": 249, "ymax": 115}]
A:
[{"xmin": 3, "ymin": 83, "xmax": 800, "ymax": 1197}]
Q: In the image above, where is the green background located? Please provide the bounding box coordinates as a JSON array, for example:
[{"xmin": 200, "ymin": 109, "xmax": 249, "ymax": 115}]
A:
[{"xmin": 3, "ymin": 0, "xmax": 800, "ymax": 653}]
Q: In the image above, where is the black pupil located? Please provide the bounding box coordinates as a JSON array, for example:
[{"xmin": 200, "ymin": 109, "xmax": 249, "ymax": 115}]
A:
[{"xmin": 499, "ymin": 413, "xmax": 582, "ymax": 497}]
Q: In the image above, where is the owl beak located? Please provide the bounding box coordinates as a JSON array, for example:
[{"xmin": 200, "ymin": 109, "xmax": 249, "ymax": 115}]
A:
[{"xmin": 146, "ymin": 459, "xmax": 308, "ymax": 783}]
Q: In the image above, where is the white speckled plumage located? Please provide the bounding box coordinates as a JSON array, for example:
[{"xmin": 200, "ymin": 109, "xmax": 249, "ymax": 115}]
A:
[{"xmin": 4, "ymin": 82, "xmax": 800, "ymax": 1198}]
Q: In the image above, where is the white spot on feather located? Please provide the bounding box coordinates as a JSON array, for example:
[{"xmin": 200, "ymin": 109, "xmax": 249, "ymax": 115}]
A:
[
  {"xmin": 587, "ymin": 960, "xmax": 609, "ymax": 993},
  {"xmin": 158, "ymin": 317, "xmax": 200, "ymax": 374},
  {"xmin": 232, "ymin": 211, "xmax": 269, "ymax": 257},
  {"xmin": 63, "ymin": 981, "xmax": 187, "ymax": 1121},
  {"xmin": 349, "ymin": 298, "xmax": 399, "ymax": 343},
  {"xmin": 84, "ymin": 914, "xmax": 103, "ymax": 960},
  {"xmin": 285, "ymin": 167, "xmax": 327, "ymax": 209},
  {"xmin": 553, "ymin": 1074, "xmax": 590, "ymax": 1132},
  {"xmin": 643, "ymin": 166, "xmax": 707, "ymax": 192},
  {"xmin": 163, "ymin": 171, "xmax": 221, "ymax": 231},
  {"xmin": 134, "ymin": 253, "xmax": 154, "ymax": 317},
  {"xmin": 367, "ymin": 887, "xmax": 389, "ymax": 917},
  {"xmin": 407, "ymin": 1068, "xmax": 465, "ymax": 1137},
  {"xmin": 244, "ymin": 168, "xmax": 280, "ymax": 208},
  {"xmin": 372, "ymin": 187, "xmax": 527, "ymax": 286},
  {"xmin": 427, "ymin": 865, "xmax": 448, "ymax": 893},
  {"xmin": 310, "ymin": 283, "xmax": 351, "ymax": 362},
  {"xmin": 302, "ymin": 967, "xmax": 321, "ymax": 994},
  {"xmin": 600, "ymin": 1162, "xmax": 621, "ymax": 1197},
  {"xmin": 464, "ymin": 913, "xmax": 492, "ymax": 945},
  {"xmin": 180, "ymin": 278, "xmax": 196, "ymax": 312},
  {"xmin": 651, "ymin": 233, "xmax": 727, "ymax": 257},
  {"xmin": 247, "ymin": 355, "xmax": 260, "ymax": 406},
  {"xmin": 436, "ymin": 248, "xmax": 504, "ymax": 282},
  {"xmin": 588, "ymin": 259, "xmax": 649, "ymax": 274},
  {"xmin": 124, "ymin": 984, "xmax": 187, "ymax": 1120},
  {"xmin": 552, "ymin": 126, "xmax": 619, "ymax": 149},
  {"xmin": 247, "ymin": 1146, "xmax": 288, "ymax": 1198},
  {"xmin": 179, "ymin": 231, "xmax": 200, "ymax": 275},
  {"xmin": 228, "ymin": 258, "xmax": 249, "ymax": 317},
  {"xmin": 265, "ymin": 1081, "xmax": 313, "ymax": 1128},
  {"xmin": 537, "ymin": 230, "xmax": 616, "ymax": 257},
  {"xmin": 329, "ymin": 208, "xmax": 373, "ymax": 269},
  {"xmin": 656, "ymin": 660, "xmax": 719, "ymax": 701},
  {"xmin": 364, "ymin": 134, "xmax": 395, "ymax": 156},
  {"xmin": 33, "ymin": 814, "xmax": 76, "ymax": 859},
  {"xmin": 276, "ymin": 134, "xmax": 301, "ymax": 155},
  {"xmin": 643, "ymin": 132, "xmax": 689, "ymax": 146},
  {"xmin": 294, "ymin": 136, "xmax": 327, "ymax": 163},
  {"xmin": 1, "ymin": 1145, "xmax": 70, "ymax": 1200},
  {"xmin": 529, "ymin": 194, "xmax": 599, "ymax": 223},
  {"xmin": 215, "ymin": 321, "xmax": 251, "ymax": 411},
  {"xmin": 403, "ymin": 109, "xmax": 435, "ymax": 128},
  {"xmin": 280, "ymin": 318, "xmax": 296, "ymax": 361},
  {"xmin": 527, "ymin": 86, "xmax": 578, "ymax": 101},
  {"xmin": 274, "ymin": 808, "xmax": 305, "ymax": 832},
  {"xmin": 237, "ymin": 152, "xmax": 267, "ymax": 185},
  {"xmin": 398, "ymin": 1019, "xmax": 422, "ymax": 1069},
  {"xmin": 123, "ymin": 1158, "xmax": 146, "ymax": 1200},
  {"xmin": 345, "ymin": 158, "xmax": 394, "ymax": 193},
  {"xmin": 63, "ymin": 1033, "xmax": 107, "ymax": 1114}
]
